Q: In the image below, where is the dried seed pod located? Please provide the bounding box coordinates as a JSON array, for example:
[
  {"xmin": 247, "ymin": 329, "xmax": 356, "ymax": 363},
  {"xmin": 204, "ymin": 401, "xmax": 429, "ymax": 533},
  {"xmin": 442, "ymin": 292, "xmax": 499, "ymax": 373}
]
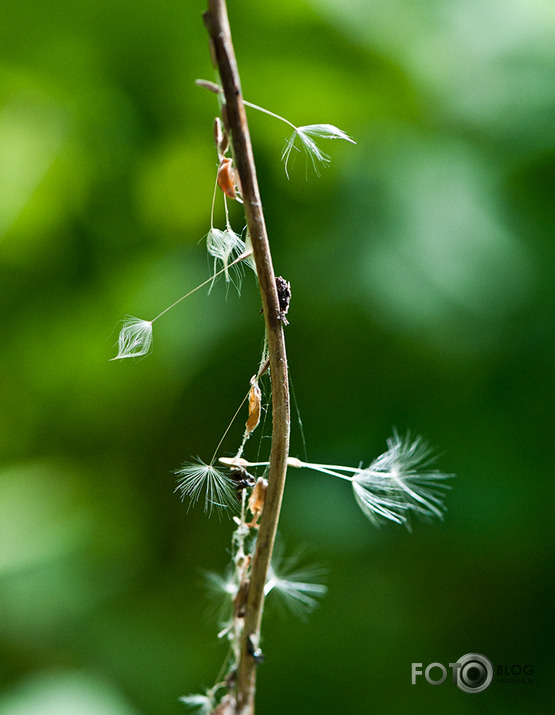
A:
[
  {"xmin": 217, "ymin": 157, "xmax": 239, "ymax": 199},
  {"xmin": 213, "ymin": 117, "xmax": 229, "ymax": 158},
  {"xmin": 195, "ymin": 78, "xmax": 221, "ymax": 94},
  {"xmin": 246, "ymin": 377, "xmax": 262, "ymax": 435},
  {"xmin": 248, "ymin": 477, "xmax": 268, "ymax": 527}
]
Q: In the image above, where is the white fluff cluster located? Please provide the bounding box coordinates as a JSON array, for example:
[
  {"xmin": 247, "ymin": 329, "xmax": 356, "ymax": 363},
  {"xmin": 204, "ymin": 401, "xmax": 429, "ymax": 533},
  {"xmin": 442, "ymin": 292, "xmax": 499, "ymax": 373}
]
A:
[{"xmin": 282, "ymin": 123, "xmax": 356, "ymax": 177}]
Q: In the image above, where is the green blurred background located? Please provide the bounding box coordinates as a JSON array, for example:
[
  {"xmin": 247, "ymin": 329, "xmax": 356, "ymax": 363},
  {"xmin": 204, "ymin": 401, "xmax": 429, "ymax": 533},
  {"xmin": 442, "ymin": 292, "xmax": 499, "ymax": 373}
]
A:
[{"xmin": 1, "ymin": 0, "xmax": 554, "ymax": 712}]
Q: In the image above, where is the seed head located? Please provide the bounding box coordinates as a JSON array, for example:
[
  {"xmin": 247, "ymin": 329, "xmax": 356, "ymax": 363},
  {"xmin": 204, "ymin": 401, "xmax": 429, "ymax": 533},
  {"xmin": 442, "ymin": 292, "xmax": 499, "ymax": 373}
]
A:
[
  {"xmin": 179, "ymin": 693, "xmax": 216, "ymax": 715},
  {"xmin": 175, "ymin": 459, "xmax": 236, "ymax": 516},
  {"xmin": 111, "ymin": 316, "xmax": 153, "ymax": 360},
  {"xmin": 280, "ymin": 431, "xmax": 453, "ymax": 528},
  {"xmin": 282, "ymin": 123, "xmax": 356, "ymax": 178},
  {"xmin": 352, "ymin": 431, "xmax": 453, "ymax": 527},
  {"xmin": 264, "ymin": 548, "xmax": 327, "ymax": 619},
  {"xmin": 206, "ymin": 227, "xmax": 248, "ymax": 289}
]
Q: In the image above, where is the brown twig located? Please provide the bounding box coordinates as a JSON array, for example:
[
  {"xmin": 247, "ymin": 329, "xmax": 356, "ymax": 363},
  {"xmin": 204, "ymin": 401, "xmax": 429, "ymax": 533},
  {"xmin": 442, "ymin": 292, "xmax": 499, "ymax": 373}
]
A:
[{"xmin": 203, "ymin": 2, "xmax": 290, "ymax": 713}]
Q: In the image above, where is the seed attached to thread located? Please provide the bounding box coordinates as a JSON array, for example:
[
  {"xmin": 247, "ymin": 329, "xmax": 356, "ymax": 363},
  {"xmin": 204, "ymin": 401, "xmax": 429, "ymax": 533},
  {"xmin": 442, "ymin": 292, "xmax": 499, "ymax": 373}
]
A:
[
  {"xmin": 246, "ymin": 377, "xmax": 262, "ymax": 435},
  {"xmin": 248, "ymin": 477, "xmax": 268, "ymax": 527},
  {"xmin": 214, "ymin": 117, "xmax": 229, "ymax": 157},
  {"xmin": 217, "ymin": 157, "xmax": 240, "ymax": 200}
]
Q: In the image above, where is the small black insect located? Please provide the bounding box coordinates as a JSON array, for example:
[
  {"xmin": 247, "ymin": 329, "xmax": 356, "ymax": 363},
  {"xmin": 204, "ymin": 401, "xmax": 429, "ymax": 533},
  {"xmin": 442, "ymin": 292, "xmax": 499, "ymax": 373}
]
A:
[
  {"xmin": 229, "ymin": 467, "xmax": 256, "ymax": 501},
  {"xmin": 275, "ymin": 276, "xmax": 291, "ymax": 325}
]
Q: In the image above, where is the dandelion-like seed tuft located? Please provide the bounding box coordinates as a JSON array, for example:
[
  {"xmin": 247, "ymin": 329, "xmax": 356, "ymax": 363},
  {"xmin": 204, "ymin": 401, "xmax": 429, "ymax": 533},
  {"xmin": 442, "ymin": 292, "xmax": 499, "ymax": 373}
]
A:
[
  {"xmin": 175, "ymin": 459, "xmax": 237, "ymax": 516},
  {"xmin": 282, "ymin": 124, "xmax": 356, "ymax": 178},
  {"xmin": 240, "ymin": 96, "xmax": 355, "ymax": 178},
  {"xmin": 264, "ymin": 553, "xmax": 327, "ymax": 619},
  {"xmin": 351, "ymin": 432, "xmax": 453, "ymax": 527},
  {"xmin": 206, "ymin": 227, "xmax": 248, "ymax": 289},
  {"xmin": 265, "ymin": 431, "xmax": 453, "ymax": 528},
  {"xmin": 202, "ymin": 566, "xmax": 240, "ymax": 637},
  {"xmin": 204, "ymin": 567, "xmax": 239, "ymax": 600},
  {"xmin": 111, "ymin": 316, "xmax": 153, "ymax": 360},
  {"xmin": 179, "ymin": 693, "xmax": 216, "ymax": 715}
]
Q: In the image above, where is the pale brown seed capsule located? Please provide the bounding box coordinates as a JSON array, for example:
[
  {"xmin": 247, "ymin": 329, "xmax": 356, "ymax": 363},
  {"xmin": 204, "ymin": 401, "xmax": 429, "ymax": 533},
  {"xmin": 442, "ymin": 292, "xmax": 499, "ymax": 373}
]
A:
[
  {"xmin": 195, "ymin": 78, "xmax": 221, "ymax": 94},
  {"xmin": 213, "ymin": 117, "xmax": 229, "ymax": 158},
  {"xmin": 217, "ymin": 156, "xmax": 238, "ymax": 199},
  {"xmin": 248, "ymin": 477, "xmax": 268, "ymax": 528},
  {"xmin": 245, "ymin": 378, "xmax": 262, "ymax": 435}
]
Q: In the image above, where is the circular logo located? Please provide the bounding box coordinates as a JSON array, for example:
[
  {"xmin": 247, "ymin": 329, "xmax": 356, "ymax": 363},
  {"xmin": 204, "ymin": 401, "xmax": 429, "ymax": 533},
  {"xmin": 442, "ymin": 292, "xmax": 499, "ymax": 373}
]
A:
[{"xmin": 455, "ymin": 653, "xmax": 494, "ymax": 693}]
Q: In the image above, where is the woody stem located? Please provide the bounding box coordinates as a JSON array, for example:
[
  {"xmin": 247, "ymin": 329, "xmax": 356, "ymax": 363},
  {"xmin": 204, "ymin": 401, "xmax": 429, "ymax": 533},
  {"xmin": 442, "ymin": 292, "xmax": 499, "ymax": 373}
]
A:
[{"xmin": 203, "ymin": 2, "xmax": 291, "ymax": 714}]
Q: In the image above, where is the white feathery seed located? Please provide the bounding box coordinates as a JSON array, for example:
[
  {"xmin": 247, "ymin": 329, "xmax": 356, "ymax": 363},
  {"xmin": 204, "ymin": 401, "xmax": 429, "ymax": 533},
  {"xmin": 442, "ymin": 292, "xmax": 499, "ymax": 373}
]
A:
[
  {"xmin": 282, "ymin": 124, "xmax": 356, "ymax": 177},
  {"xmin": 111, "ymin": 316, "xmax": 153, "ymax": 360},
  {"xmin": 175, "ymin": 459, "xmax": 236, "ymax": 515}
]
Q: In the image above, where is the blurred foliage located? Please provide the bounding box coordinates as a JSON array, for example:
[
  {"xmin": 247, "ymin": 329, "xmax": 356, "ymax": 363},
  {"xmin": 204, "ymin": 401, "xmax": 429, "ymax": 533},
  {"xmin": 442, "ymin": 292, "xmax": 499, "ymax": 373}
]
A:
[{"xmin": 1, "ymin": 0, "xmax": 554, "ymax": 713}]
